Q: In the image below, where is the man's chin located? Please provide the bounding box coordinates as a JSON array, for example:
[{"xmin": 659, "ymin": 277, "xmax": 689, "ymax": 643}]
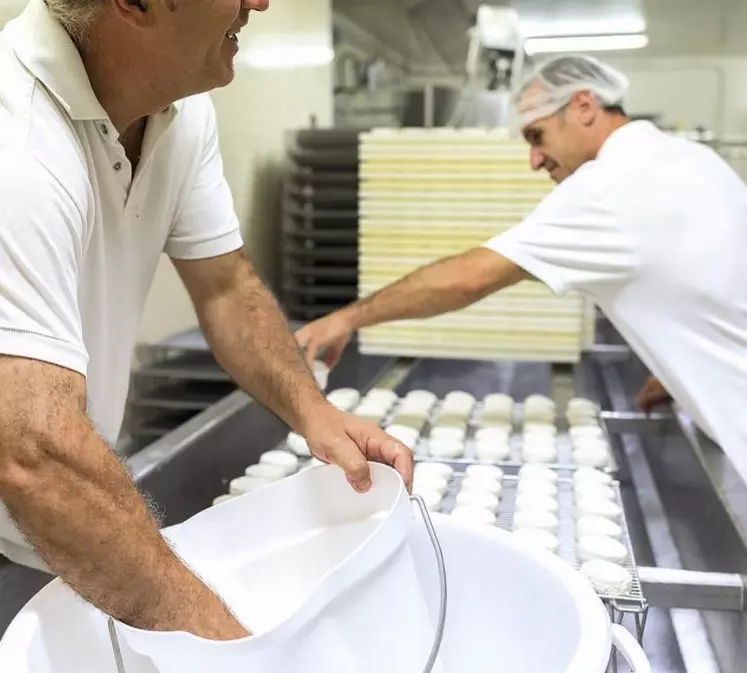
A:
[{"xmin": 548, "ymin": 167, "xmax": 572, "ymax": 184}]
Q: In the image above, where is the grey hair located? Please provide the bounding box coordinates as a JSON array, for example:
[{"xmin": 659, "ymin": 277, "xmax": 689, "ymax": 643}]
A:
[{"xmin": 44, "ymin": 0, "xmax": 103, "ymax": 44}]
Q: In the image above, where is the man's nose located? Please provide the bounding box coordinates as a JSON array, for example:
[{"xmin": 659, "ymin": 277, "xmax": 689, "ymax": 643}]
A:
[
  {"xmin": 243, "ymin": 0, "xmax": 269, "ymax": 10},
  {"xmin": 530, "ymin": 146, "xmax": 545, "ymax": 171}
]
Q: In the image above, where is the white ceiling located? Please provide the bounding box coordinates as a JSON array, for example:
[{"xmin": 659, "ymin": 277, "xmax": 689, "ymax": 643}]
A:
[{"xmin": 335, "ymin": 0, "xmax": 747, "ymax": 72}]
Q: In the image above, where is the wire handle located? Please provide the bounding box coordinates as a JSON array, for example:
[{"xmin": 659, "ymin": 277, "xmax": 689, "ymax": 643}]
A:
[
  {"xmin": 410, "ymin": 494, "xmax": 448, "ymax": 673},
  {"xmin": 108, "ymin": 497, "xmax": 449, "ymax": 673},
  {"xmin": 108, "ymin": 616, "xmax": 127, "ymax": 673}
]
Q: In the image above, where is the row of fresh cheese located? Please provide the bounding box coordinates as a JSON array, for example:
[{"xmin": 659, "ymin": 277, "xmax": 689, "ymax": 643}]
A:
[
  {"xmin": 413, "ymin": 461, "xmax": 633, "ymax": 596},
  {"xmin": 319, "ymin": 388, "xmax": 614, "ymax": 468}
]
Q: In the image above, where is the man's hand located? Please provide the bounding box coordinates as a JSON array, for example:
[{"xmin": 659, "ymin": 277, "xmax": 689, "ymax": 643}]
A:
[
  {"xmin": 297, "ymin": 249, "xmax": 530, "ymax": 368},
  {"xmin": 296, "ymin": 312, "xmax": 354, "ymax": 368},
  {"xmin": 635, "ymin": 376, "xmax": 672, "ymax": 414},
  {"xmin": 301, "ymin": 405, "xmax": 413, "ymax": 492},
  {"xmin": 174, "ymin": 252, "xmax": 413, "ymax": 492}
]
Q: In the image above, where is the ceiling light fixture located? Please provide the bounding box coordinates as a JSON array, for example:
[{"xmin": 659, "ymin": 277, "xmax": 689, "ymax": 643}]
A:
[
  {"xmin": 241, "ymin": 44, "xmax": 334, "ymax": 69},
  {"xmin": 524, "ymin": 33, "xmax": 649, "ymax": 54},
  {"xmin": 521, "ymin": 17, "xmax": 647, "ymax": 38}
]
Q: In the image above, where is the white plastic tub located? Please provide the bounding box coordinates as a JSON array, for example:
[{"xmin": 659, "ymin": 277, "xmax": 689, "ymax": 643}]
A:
[{"xmin": 0, "ymin": 464, "xmax": 649, "ymax": 673}]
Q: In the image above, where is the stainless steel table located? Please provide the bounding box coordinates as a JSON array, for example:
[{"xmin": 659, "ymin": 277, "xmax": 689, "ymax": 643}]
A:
[{"xmin": 3, "ymin": 332, "xmax": 746, "ymax": 673}]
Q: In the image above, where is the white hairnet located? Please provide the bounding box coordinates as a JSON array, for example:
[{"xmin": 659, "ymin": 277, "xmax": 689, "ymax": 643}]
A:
[{"xmin": 511, "ymin": 55, "xmax": 629, "ymax": 130}]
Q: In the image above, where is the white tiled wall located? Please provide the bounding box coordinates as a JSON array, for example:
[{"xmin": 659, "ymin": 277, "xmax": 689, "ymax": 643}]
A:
[{"xmin": 604, "ymin": 55, "xmax": 747, "ymax": 139}]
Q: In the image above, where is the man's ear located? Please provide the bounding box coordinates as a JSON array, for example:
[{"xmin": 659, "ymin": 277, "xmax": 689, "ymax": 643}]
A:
[
  {"xmin": 110, "ymin": 0, "xmax": 153, "ymax": 27},
  {"xmin": 571, "ymin": 90, "xmax": 599, "ymax": 128}
]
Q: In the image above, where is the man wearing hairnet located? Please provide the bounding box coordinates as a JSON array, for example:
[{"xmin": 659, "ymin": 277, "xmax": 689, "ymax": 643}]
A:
[{"xmin": 297, "ymin": 55, "xmax": 747, "ymax": 486}]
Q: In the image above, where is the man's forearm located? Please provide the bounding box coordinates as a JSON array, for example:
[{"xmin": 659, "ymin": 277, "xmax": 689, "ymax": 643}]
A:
[
  {"xmin": 0, "ymin": 420, "xmax": 244, "ymax": 637},
  {"xmin": 340, "ymin": 248, "xmax": 528, "ymax": 331},
  {"xmin": 1, "ymin": 426, "xmax": 244, "ymax": 637},
  {"xmin": 199, "ymin": 267, "xmax": 327, "ymax": 432}
]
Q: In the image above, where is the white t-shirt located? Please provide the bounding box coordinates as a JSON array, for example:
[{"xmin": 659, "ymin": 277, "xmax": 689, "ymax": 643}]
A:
[
  {"xmin": 485, "ymin": 120, "xmax": 747, "ymax": 486},
  {"xmin": 0, "ymin": 0, "xmax": 243, "ymax": 445}
]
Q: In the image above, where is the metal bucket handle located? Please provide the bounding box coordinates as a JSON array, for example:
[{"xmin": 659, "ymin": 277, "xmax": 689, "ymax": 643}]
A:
[
  {"xmin": 108, "ymin": 495, "xmax": 448, "ymax": 673},
  {"xmin": 411, "ymin": 493, "xmax": 449, "ymax": 673}
]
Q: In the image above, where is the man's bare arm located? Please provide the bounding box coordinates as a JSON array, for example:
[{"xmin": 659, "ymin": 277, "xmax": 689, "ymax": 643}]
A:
[
  {"xmin": 0, "ymin": 355, "xmax": 247, "ymax": 639},
  {"xmin": 173, "ymin": 251, "xmax": 327, "ymax": 432},
  {"xmin": 347, "ymin": 248, "xmax": 529, "ymax": 328},
  {"xmin": 173, "ymin": 250, "xmax": 414, "ymax": 492},
  {"xmin": 297, "ymin": 248, "xmax": 531, "ymax": 365}
]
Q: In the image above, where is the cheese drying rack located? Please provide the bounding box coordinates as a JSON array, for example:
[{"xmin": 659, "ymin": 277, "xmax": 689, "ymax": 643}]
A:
[
  {"xmin": 437, "ymin": 472, "xmax": 648, "ymax": 641},
  {"xmin": 8, "ymin": 344, "xmax": 745, "ymax": 672},
  {"xmin": 385, "ymin": 397, "xmax": 646, "ymax": 643},
  {"xmin": 271, "ymin": 394, "xmax": 649, "ymax": 657},
  {"xmin": 120, "ymin": 349, "xmax": 747, "ymax": 673}
]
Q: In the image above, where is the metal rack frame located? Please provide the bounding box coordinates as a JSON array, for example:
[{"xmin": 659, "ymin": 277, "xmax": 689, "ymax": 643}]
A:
[
  {"xmin": 435, "ymin": 472, "xmax": 649, "ymax": 619},
  {"xmin": 281, "ymin": 130, "xmax": 362, "ymax": 321},
  {"xmin": 585, "ymin": 341, "xmax": 747, "ymax": 673}
]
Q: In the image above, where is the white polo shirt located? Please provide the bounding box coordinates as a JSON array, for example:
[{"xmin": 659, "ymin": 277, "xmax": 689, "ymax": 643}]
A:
[
  {"xmin": 486, "ymin": 120, "xmax": 747, "ymax": 486},
  {"xmin": 0, "ymin": 0, "xmax": 243, "ymax": 445}
]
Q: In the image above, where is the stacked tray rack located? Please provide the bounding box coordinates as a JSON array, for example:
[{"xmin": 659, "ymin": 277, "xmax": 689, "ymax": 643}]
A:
[
  {"xmin": 121, "ymin": 331, "xmax": 237, "ymax": 455},
  {"xmin": 282, "ymin": 129, "xmax": 362, "ymax": 321},
  {"xmin": 357, "ymin": 128, "xmax": 597, "ymax": 363}
]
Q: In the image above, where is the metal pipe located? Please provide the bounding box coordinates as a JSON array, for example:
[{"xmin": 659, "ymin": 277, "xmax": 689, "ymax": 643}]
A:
[
  {"xmin": 638, "ymin": 567, "xmax": 746, "ymax": 612},
  {"xmin": 600, "ymin": 410, "xmax": 676, "ymax": 435},
  {"xmin": 585, "ymin": 344, "xmax": 632, "ymax": 362},
  {"xmin": 594, "ymin": 359, "xmax": 722, "ymax": 673}
]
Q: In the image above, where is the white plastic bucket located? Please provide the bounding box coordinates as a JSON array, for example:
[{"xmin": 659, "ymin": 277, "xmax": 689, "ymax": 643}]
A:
[
  {"xmin": 113, "ymin": 462, "xmax": 440, "ymax": 673},
  {"xmin": 0, "ymin": 464, "xmax": 650, "ymax": 673},
  {"xmin": 409, "ymin": 514, "xmax": 650, "ymax": 673}
]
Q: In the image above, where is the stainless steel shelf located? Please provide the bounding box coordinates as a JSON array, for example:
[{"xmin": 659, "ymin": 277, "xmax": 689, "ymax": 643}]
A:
[
  {"xmin": 132, "ymin": 356, "xmax": 231, "ymax": 382},
  {"xmin": 282, "ymin": 129, "xmax": 360, "ymax": 322},
  {"xmin": 129, "ymin": 382, "xmax": 236, "ymax": 412}
]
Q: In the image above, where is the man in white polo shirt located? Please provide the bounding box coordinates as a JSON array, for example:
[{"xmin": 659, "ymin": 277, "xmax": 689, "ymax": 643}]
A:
[
  {"xmin": 298, "ymin": 55, "xmax": 747, "ymax": 488},
  {"xmin": 0, "ymin": 0, "xmax": 411, "ymax": 640}
]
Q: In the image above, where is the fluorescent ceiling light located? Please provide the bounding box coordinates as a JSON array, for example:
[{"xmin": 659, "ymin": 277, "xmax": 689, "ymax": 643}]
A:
[
  {"xmin": 521, "ymin": 17, "xmax": 646, "ymax": 38},
  {"xmin": 241, "ymin": 45, "xmax": 334, "ymax": 69},
  {"xmin": 476, "ymin": 5, "xmax": 522, "ymax": 50},
  {"xmin": 525, "ymin": 33, "xmax": 649, "ymax": 54}
]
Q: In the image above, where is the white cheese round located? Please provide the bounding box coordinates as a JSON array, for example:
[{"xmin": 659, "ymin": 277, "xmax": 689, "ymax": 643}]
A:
[
  {"xmin": 578, "ymin": 535, "xmax": 628, "ymax": 564},
  {"xmin": 259, "ymin": 450, "xmax": 299, "ymax": 476},
  {"xmin": 581, "ymin": 559, "xmax": 633, "ymax": 595}
]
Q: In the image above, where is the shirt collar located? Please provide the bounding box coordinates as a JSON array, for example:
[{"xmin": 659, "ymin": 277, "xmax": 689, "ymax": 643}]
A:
[
  {"xmin": 5, "ymin": 0, "xmax": 109, "ymax": 121},
  {"xmin": 5, "ymin": 0, "xmax": 178, "ymax": 127},
  {"xmin": 597, "ymin": 120, "xmax": 657, "ymax": 161}
]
